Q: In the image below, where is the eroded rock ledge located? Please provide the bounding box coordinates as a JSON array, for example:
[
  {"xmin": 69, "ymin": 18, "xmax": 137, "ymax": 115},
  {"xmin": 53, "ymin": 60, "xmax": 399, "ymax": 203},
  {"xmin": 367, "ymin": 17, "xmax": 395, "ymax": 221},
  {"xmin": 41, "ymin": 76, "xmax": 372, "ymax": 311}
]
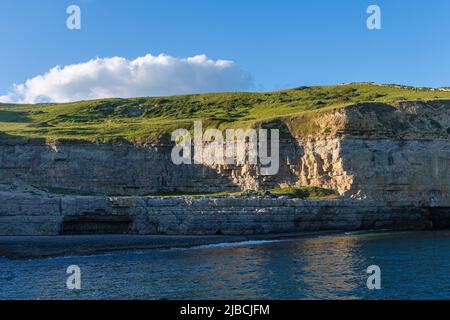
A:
[
  {"xmin": 0, "ymin": 100, "xmax": 448, "ymax": 206},
  {"xmin": 0, "ymin": 190, "xmax": 448, "ymax": 236},
  {"xmin": 0, "ymin": 101, "xmax": 448, "ymax": 236}
]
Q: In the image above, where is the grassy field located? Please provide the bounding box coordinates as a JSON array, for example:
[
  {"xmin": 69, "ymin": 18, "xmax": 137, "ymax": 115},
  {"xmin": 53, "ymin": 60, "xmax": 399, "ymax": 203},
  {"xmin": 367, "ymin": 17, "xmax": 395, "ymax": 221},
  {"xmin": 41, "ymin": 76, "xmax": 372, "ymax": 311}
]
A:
[{"xmin": 1, "ymin": 82, "xmax": 450, "ymax": 144}]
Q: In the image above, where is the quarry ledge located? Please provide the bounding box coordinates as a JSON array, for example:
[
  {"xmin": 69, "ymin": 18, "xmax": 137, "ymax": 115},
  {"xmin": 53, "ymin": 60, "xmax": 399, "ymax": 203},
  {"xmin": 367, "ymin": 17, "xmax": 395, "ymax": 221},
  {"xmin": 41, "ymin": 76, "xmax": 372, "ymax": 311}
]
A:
[{"xmin": 0, "ymin": 192, "xmax": 448, "ymax": 238}]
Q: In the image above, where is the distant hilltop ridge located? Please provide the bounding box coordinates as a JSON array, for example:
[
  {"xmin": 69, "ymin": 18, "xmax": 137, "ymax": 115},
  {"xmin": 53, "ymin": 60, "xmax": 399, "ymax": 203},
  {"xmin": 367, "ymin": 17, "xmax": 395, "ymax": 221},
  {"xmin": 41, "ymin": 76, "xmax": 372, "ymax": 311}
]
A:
[
  {"xmin": 1, "ymin": 82, "xmax": 450, "ymax": 144},
  {"xmin": 334, "ymin": 82, "xmax": 450, "ymax": 91}
]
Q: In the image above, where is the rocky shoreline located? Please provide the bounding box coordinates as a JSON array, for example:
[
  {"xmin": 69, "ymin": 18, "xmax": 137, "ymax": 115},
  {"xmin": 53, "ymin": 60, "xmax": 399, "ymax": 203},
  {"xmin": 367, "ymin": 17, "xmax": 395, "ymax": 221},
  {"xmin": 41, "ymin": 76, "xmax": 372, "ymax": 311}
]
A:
[
  {"xmin": 0, "ymin": 100, "xmax": 448, "ymax": 246},
  {"xmin": 1, "ymin": 188, "xmax": 447, "ymax": 238},
  {"xmin": 0, "ymin": 232, "xmax": 339, "ymax": 260}
]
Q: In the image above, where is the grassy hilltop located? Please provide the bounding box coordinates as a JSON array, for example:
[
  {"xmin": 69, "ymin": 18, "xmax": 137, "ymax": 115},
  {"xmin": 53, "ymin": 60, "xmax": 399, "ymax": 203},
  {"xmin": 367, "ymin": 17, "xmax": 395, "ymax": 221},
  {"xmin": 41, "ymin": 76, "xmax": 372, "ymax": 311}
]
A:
[{"xmin": 1, "ymin": 83, "xmax": 450, "ymax": 144}]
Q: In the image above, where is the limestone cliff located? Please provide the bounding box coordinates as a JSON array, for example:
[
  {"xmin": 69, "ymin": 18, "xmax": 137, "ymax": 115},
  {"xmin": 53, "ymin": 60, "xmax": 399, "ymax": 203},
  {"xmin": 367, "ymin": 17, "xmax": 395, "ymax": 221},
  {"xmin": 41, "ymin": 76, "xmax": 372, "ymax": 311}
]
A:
[{"xmin": 0, "ymin": 100, "xmax": 448, "ymax": 208}]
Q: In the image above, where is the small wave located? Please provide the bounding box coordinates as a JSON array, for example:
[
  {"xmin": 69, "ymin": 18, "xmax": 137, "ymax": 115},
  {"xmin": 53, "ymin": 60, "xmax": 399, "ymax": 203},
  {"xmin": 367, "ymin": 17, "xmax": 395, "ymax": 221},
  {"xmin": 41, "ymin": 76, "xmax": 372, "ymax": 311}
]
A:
[
  {"xmin": 159, "ymin": 239, "xmax": 285, "ymax": 252},
  {"xmin": 189, "ymin": 240, "xmax": 284, "ymax": 250},
  {"xmin": 344, "ymin": 229, "xmax": 390, "ymax": 236},
  {"xmin": 344, "ymin": 231, "xmax": 369, "ymax": 235}
]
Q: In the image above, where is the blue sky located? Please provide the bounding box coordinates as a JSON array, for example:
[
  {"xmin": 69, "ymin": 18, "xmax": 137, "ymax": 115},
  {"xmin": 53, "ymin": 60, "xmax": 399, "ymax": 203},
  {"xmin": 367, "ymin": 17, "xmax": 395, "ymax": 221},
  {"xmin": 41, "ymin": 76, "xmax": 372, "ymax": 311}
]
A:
[{"xmin": 1, "ymin": 0, "xmax": 450, "ymax": 102}]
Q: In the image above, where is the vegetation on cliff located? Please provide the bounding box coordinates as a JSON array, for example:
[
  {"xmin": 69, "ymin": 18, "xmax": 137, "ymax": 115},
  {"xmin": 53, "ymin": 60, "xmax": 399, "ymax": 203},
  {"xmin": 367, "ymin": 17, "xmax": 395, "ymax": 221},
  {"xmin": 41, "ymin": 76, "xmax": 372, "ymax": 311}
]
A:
[
  {"xmin": 145, "ymin": 187, "xmax": 339, "ymax": 200},
  {"xmin": 1, "ymin": 83, "xmax": 450, "ymax": 144},
  {"xmin": 40, "ymin": 186, "xmax": 338, "ymax": 199}
]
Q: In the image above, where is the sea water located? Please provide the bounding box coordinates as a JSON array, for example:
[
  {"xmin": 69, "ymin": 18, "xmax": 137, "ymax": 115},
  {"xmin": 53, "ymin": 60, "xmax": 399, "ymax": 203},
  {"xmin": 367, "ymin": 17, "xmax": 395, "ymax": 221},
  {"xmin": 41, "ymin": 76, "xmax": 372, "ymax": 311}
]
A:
[{"xmin": 1, "ymin": 230, "xmax": 449, "ymax": 299}]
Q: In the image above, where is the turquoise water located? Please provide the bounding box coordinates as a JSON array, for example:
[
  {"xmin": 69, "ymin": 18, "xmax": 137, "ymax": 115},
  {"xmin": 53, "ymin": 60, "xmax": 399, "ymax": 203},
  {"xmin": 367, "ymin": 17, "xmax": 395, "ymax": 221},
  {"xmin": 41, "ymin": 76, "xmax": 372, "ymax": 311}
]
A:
[{"xmin": 1, "ymin": 230, "xmax": 450, "ymax": 299}]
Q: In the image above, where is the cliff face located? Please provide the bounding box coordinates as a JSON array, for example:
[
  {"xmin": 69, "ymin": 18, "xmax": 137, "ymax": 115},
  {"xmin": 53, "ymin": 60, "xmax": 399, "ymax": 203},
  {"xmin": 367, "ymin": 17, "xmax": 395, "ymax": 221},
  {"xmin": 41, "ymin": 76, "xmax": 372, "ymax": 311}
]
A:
[
  {"xmin": 0, "ymin": 187, "xmax": 435, "ymax": 236},
  {"xmin": 0, "ymin": 101, "xmax": 448, "ymax": 207},
  {"xmin": 319, "ymin": 101, "xmax": 450, "ymax": 206},
  {"xmin": 0, "ymin": 138, "xmax": 350, "ymax": 197}
]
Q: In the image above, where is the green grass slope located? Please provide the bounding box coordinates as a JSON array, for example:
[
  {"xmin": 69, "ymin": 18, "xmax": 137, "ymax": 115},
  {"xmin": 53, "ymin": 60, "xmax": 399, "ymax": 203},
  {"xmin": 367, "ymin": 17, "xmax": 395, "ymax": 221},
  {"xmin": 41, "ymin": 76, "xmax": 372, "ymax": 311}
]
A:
[{"xmin": 1, "ymin": 83, "xmax": 450, "ymax": 144}]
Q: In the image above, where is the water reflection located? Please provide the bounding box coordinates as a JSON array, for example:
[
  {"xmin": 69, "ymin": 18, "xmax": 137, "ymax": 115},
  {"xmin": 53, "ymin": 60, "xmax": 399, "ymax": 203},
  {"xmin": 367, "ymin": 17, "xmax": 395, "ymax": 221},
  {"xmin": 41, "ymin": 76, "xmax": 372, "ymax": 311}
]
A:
[
  {"xmin": 1, "ymin": 230, "xmax": 450, "ymax": 299},
  {"xmin": 286, "ymin": 236, "xmax": 359, "ymax": 299}
]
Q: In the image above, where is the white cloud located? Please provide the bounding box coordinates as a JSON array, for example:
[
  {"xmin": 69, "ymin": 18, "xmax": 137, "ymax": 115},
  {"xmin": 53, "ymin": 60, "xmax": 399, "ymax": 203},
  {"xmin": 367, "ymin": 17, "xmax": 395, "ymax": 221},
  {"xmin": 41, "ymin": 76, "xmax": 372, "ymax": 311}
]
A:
[
  {"xmin": 0, "ymin": 93, "xmax": 17, "ymax": 103},
  {"xmin": 1, "ymin": 53, "xmax": 253, "ymax": 104}
]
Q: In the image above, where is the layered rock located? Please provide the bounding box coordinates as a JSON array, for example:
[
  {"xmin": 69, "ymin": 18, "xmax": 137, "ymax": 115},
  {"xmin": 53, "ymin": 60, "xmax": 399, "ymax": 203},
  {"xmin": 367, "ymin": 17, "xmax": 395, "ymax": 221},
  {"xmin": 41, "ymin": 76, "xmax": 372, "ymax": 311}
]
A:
[
  {"xmin": 0, "ymin": 100, "xmax": 448, "ymax": 208},
  {"xmin": 0, "ymin": 190, "xmax": 437, "ymax": 236}
]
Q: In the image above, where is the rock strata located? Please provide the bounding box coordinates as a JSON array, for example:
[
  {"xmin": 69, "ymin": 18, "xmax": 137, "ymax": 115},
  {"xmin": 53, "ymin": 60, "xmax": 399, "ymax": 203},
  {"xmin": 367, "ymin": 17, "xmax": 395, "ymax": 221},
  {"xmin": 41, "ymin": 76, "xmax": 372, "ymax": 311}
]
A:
[
  {"xmin": 0, "ymin": 190, "xmax": 445, "ymax": 236},
  {"xmin": 0, "ymin": 101, "xmax": 448, "ymax": 235}
]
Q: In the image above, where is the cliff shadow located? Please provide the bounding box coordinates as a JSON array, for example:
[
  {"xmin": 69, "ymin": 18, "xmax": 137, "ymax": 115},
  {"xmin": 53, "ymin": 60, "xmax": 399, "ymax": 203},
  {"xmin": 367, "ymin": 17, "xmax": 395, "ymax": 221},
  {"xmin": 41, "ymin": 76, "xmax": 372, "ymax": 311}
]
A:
[
  {"xmin": 252, "ymin": 119, "xmax": 304, "ymax": 189},
  {"xmin": 0, "ymin": 110, "xmax": 33, "ymax": 123},
  {"xmin": 0, "ymin": 133, "xmax": 243, "ymax": 196},
  {"xmin": 0, "ymin": 131, "xmax": 46, "ymax": 145}
]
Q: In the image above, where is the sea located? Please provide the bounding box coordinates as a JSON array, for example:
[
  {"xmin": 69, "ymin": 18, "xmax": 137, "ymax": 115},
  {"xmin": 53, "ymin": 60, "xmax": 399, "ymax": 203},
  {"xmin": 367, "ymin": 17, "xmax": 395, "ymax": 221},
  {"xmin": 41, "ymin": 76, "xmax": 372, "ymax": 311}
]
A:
[{"xmin": 1, "ymin": 230, "xmax": 449, "ymax": 299}]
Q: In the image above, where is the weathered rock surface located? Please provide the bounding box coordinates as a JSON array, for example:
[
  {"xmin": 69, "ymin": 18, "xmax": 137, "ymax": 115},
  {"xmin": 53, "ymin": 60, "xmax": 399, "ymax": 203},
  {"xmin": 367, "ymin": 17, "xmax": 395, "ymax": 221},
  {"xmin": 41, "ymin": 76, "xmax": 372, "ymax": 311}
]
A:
[
  {"xmin": 0, "ymin": 101, "xmax": 448, "ymax": 205},
  {"xmin": 0, "ymin": 101, "xmax": 448, "ymax": 236},
  {"xmin": 0, "ymin": 191, "xmax": 441, "ymax": 236}
]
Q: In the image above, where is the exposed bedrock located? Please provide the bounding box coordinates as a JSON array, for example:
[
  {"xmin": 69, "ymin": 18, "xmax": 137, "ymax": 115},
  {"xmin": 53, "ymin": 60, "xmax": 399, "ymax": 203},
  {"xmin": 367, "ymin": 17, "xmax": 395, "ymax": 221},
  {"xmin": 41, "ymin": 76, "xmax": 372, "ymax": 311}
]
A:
[
  {"xmin": 0, "ymin": 191, "xmax": 444, "ymax": 236},
  {"xmin": 0, "ymin": 100, "xmax": 448, "ymax": 207}
]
